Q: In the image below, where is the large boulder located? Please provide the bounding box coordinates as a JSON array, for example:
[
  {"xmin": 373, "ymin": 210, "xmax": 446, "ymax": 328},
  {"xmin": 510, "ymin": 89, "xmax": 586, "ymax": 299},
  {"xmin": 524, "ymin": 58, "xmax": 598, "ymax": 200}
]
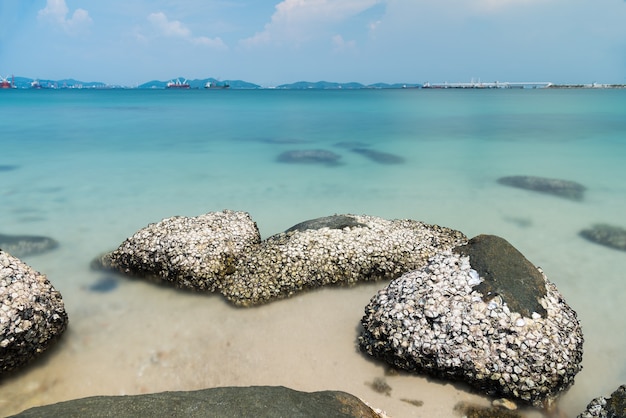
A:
[
  {"xmin": 92, "ymin": 210, "xmax": 261, "ymax": 292},
  {"xmin": 220, "ymin": 214, "xmax": 467, "ymax": 307},
  {"xmin": 9, "ymin": 386, "xmax": 384, "ymax": 418},
  {"xmin": 1, "ymin": 250, "xmax": 68, "ymax": 375},
  {"xmin": 497, "ymin": 175, "xmax": 586, "ymax": 201},
  {"xmin": 578, "ymin": 384, "xmax": 626, "ymax": 418},
  {"xmin": 359, "ymin": 235, "xmax": 584, "ymax": 408}
]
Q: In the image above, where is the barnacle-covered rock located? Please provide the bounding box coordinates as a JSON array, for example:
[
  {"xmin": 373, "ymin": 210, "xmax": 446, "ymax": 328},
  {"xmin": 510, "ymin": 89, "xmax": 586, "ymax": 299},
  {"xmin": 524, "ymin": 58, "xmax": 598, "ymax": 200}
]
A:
[
  {"xmin": 359, "ymin": 235, "xmax": 584, "ymax": 408},
  {"xmin": 1, "ymin": 250, "xmax": 68, "ymax": 375},
  {"xmin": 220, "ymin": 214, "xmax": 467, "ymax": 307},
  {"xmin": 92, "ymin": 210, "xmax": 261, "ymax": 292},
  {"xmin": 578, "ymin": 384, "xmax": 626, "ymax": 418},
  {"xmin": 497, "ymin": 175, "xmax": 586, "ymax": 201}
]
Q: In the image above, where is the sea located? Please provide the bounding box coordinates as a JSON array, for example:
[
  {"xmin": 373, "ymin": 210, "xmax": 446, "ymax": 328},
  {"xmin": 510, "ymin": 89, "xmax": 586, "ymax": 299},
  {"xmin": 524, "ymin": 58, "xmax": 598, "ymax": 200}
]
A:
[{"xmin": 0, "ymin": 87, "xmax": 625, "ymax": 416}]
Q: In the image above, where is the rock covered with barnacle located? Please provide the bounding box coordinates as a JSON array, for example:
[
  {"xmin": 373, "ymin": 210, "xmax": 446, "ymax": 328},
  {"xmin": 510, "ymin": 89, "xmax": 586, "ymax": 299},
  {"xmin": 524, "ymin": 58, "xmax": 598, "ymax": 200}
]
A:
[
  {"xmin": 1, "ymin": 250, "xmax": 68, "ymax": 375},
  {"xmin": 358, "ymin": 235, "xmax": 584, "ymax": 407},
  {"xmin": 220, "ymin": 214, "xmax": 467, "ymax": 307},
  {"xmin": 578, "ymin": 384, "xmax": 626, "ymax": 418},
  {"xmin": 93, "ymin": 210, "xmax": 261, "ymax": 292}
]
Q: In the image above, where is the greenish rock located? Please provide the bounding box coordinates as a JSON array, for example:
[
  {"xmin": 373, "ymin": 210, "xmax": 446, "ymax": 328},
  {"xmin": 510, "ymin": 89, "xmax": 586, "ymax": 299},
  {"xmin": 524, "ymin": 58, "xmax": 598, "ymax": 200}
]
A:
[
  {"xmin": 579, "ymin": 224, "xmax": 626, "ymax": 252},
  {"xmin": 578, "ymin": 384, "xmax": 626, "ymax": 418},
  {"xmin": 453, "ymin": 234, "xmax": 547, "ymax": 318},
  {"xmin": 454, "ymin": 402, "xmax": 522, "ymax": 418},
  {"xmin": 497, "ymin": 175, "xmax": 586, "ymax": 201},
  {"xmin": 0, "ymin": 234, "xmax": 59, "ymax": 258},
  {"xmin": 9, "ymin": 386, "xmax": 382, "ymax": 418},
  {"xmin": 285, "ymin": 215, "xmax": 367, "ymax": 232},
  {"xmin": 350, "ymin": 148, "xmax": 405, "ymax": 164}
]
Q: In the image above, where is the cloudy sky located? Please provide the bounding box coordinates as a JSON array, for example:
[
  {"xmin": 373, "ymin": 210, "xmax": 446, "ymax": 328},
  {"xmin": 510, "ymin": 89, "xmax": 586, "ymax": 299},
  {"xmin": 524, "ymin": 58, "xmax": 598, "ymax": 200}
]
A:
[{"xmin": 1, "ymin": 0, "xmax": 625, "ymax": 86}]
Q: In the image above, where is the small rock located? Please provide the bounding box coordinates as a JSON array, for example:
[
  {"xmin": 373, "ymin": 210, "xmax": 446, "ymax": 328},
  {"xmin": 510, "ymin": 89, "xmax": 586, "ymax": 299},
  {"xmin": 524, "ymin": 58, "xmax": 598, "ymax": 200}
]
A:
[
  {"xmin": 276, "ymin": 149, "xmax": 342, "ymax": 165},
  {"xmin": 0, "ymin": 233, "xmax": 59, "ymax": 258},
  {"xmin": 578, "ymin": 384, "xmax": 626, "ymax": 418},
  {"xmin": 497, "ymin": 175, "xmax": 586, "ymax": 201},
  {"xmin": 579, "ymin": 224, "xmax": 626, "ymax": 252}
]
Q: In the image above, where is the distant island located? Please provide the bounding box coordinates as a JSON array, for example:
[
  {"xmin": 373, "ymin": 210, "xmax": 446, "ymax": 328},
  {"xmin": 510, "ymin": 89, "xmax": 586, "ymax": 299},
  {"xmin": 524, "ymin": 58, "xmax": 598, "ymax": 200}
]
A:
[{"xmin": 3, "ymin": 75, "xmax": 626, "ymax": 90}]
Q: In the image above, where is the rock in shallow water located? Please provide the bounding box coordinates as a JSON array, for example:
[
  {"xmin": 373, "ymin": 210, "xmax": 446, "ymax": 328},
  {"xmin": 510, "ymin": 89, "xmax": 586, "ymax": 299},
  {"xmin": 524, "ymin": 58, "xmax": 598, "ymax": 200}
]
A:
[
  {"xmin": 276, "ymin": 149, "xmax": 342, "ymax": 165},
  {"xmin": 579, "ymin": 224, "xmax": 626, "ymax": 252},
  {"xmin": 221, "ymin": 214, "xmax": 467, "ymax": 306},
  {"xmin": 1, "ymin": 250, "xmax": 68, "ymax": 375},
  {"xmin": 92, "ymin": 210, "xmax": 261, "ymax": 292},
  {"xmin": 0, "ymin": 233, "xmax": 59, "ymax": 258},
  {"xmin": 497, "ymin": 175, "xmax": 586, "ymax": 201},
  {"xmin": 9, "ymin": 386, "xmax": 384, "ymax": 418},
  {"xmin": 358, "ymin": 235, "xmax": 584, "ymax": 408}
]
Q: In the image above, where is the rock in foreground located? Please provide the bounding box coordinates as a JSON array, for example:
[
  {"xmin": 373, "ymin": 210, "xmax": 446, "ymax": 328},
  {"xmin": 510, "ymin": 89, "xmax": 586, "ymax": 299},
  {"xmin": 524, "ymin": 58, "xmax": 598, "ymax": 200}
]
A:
[
  {"xmin": 1, "ymin": 250, "xmax": 68, "ymax": 375},
  {"xmin": 497, "ymin": 175, "xmax": 586, "ymax": 201},
  {"xmin": 93, "ymin": 210, "xmax": 261, "ymax": 292},
  {"xmin": 221, "ymin": 214, "xmax": 467, "ymax": 306},
  {"xmin": 9, "ymin": 386, "xmax": 383, "ymax": 418},
  {"xmin": 359, "ymin": 235, "xmax": 583, "ymax": 408}
]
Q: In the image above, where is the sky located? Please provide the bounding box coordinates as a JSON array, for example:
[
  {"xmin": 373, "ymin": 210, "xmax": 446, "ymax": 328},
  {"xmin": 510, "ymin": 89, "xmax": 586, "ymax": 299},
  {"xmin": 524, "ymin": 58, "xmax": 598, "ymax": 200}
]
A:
[{"xmin": 1, "ymin": 0, "xmax": 626, "ymax": 86}]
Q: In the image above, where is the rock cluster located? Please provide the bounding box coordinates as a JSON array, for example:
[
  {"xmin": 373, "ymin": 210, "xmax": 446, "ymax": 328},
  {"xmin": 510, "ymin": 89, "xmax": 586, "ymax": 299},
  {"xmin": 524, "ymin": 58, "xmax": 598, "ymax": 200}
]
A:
[
  {"xmin": 93, "ymin": 212, "xmax": 467, "ymax": 307},
  {"xmin": 0, "ymin": 250, "xmax": 68, "ymax": 375},
  {"xmin": 94, "ymin": 210, "xmax": 261, "ymax": 292},
  {"xmin": 359, "ymin": 235, "xmax": 584, "ymax": 408},
  {"xmin": 497, "ymin": 175, "xmax": 586, "ymax": 201},
  {"xmin": 9, "ymin": 386, "xmax": 384, "ymax": 418}
]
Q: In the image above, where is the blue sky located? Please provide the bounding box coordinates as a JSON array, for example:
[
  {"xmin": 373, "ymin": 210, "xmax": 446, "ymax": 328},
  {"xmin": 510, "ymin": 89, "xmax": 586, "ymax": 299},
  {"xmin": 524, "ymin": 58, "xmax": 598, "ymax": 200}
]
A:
[{"xmin": 1, "ymin": 0, "xmax": 625, "ymax": 86}]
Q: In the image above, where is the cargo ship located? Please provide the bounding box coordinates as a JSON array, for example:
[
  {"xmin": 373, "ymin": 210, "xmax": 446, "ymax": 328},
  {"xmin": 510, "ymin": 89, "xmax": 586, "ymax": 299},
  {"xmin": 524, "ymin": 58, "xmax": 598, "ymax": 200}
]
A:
[
  {"xmin": 0, "ymin": 75, "xmax": 15, "ymax": 89},
  {"xmin": 205, "ymin": 81, "xmax": 229, "ymax": 89},
  {"xmin": 166, "ymin": 78, "xmax": 190, "ymax": 89}
]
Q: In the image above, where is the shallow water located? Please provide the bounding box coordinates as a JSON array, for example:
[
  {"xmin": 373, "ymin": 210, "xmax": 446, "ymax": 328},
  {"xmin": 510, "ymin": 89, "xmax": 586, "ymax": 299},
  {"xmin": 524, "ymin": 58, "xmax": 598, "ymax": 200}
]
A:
[{"xmin": 1, "ymin": 88, "xmax": 625, "ymax": 416}]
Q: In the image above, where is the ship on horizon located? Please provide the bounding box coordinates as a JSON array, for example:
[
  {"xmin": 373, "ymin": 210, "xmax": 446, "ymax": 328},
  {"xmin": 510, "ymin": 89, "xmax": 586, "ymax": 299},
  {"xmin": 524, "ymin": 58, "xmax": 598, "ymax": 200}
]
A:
[
  {"xmin": 166, "ymin": 78, "xmax": 190, "ymax": 89},
  {"xmin": 0, "ymin": 75, "xmax": 16, "ymax": 89}
]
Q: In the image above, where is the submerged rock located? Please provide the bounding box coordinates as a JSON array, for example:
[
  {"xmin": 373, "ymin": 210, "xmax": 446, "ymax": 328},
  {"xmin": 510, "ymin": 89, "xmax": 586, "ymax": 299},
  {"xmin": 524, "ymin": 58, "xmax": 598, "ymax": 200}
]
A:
[
  {"xmin": 92, "ymin": 210, "xmax": 261, "ymax": 292},
  {"xmin": 579, "ymin": 224, "xmax": 626, "ymax": 252},
  {"xmin": 9, "ymin": 386, "xmax": 383, "ymax": 418},
  {"xmin": 359, "ymin": 235, "xmax": 584, "ymax": 408},
  {"xmin": 497, "ymin": 175, "xmax": 586, "ymax": 201},
  {"xmin": 0, "ymin": 233, "xmax": 59, "ymax": 258},
  {"xmin": 221, "ymin": 214, "xmax": 467, "ymax": 307},
  {"xmin": 578, "ymin": 384, "xmax": 626, "ymax": 418},
  {"xmin": 1, "ymin": 250, "xmax": 68, "ymax": 375},
  {"xmin": 351, "ymin": 148, "xmax": 405, "ymax": 164},
  {"xmin": 276, "ymin": 149, "xmax": 342, "ymax": 165}
]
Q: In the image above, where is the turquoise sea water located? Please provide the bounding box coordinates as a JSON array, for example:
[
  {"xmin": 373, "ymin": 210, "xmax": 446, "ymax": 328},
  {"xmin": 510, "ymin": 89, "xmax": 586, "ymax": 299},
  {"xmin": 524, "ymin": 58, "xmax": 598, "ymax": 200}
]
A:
[{"xmin": 1, "ymin": 88, "xmax": 625, "ymax": 416}]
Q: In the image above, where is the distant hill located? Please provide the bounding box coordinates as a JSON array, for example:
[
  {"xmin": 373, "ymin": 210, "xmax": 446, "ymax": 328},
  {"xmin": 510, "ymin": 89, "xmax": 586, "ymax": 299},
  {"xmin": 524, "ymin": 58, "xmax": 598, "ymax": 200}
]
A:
[
  {"xmin": 138, "ymin": 77, "xmax": 260, "ymax": 89},
  {"xmin": 6, "ymin": 75, "xmax": 422, "ymax": 90}
]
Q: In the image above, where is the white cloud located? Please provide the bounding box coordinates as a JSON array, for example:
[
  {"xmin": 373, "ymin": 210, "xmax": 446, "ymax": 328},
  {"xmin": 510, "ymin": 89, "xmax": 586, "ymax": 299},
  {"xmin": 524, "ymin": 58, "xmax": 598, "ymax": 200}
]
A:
[
  {"xmin": 147, "ymin": 12, "xmax": 227, "ymax": 49},
  {"xmin": 241, "ymin": 0, "xmax": 382, "ymax": 47},
  {"xmin": 332, "ymin": 34, "xmax": 356, "ymax": 53},
  {"xmin": 38, "ymin": 0, "xmax": 92, "ymax": 34}
]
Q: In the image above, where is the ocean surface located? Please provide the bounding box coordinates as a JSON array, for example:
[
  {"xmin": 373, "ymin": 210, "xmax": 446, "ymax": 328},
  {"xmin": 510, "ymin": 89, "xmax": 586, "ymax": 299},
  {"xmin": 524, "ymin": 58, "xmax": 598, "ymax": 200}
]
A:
[{"xmin": 1, "ymin": 88, "xmax": 625, "ymax": 416}]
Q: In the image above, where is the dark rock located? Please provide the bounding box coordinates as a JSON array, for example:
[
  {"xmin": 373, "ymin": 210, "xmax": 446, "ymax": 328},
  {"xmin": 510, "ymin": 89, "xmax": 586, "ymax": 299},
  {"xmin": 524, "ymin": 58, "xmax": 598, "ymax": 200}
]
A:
[
  {"xmin": 351, "ymin": 148, "xmax": 405, "ymax": 164},
  {"xmin": 579, "ymin": 224, "xmax": 626, "ymax": 252},
  {"xmin": 0, "ymin": 234, "xmax": 59, "ymax": 258},
  {"xmin": 453, "ymin": 235, "xmax": 547, "ymax": 318},
  {"xmin": 497, "ymin": 175, "xmax": 586, "ymax": 201},
  {"xmin": 9, "ymin": 386, "xmax": 383, "ymax": 418},
  {"xmin": 285, "ymin": 214, "xmax": 367, "ymax": 232},
  {"xmin": 454, "ymin": 402, "xmax": 523, "ymax": 418},
  {"xmin": 359, "ymin": 239, "xmax": 584, "ymax": 407},
  {"xmin": 1, "ymin": 251, "xmax": 68, "ymax": 375},
  {"xmin": 0, "ymin": 165, "xmax": 19, "ymax": 172},
  {"xmin": 91, "ymin": 210, "xmax": 261, "ymax": 292},
  {"xmin": 578, "ymin": 384, "xmax": 626, "ymax": 418},
  {"xmin": 276, "ymin": 149, "xmax": 342, "ymax": 165},
  {"xmin": 87, "ymin": 276, "xmax": 119, "ymax": 293},
  {"xmin": 221, "ymin": 214, "xmax": 467, "ymax": 306}
]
